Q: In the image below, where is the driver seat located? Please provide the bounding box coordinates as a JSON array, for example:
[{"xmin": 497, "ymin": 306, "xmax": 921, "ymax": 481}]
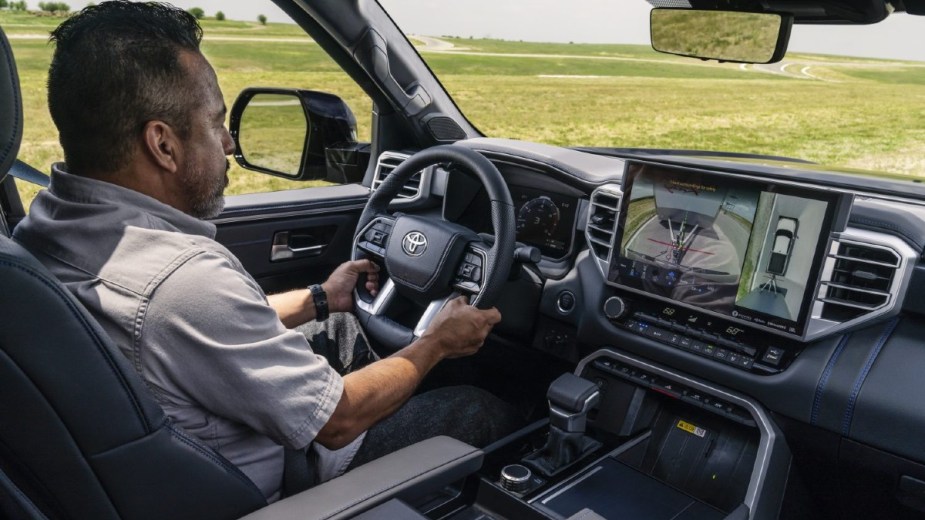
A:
[{"xmin": 0, "ymin": 23, "xmax": 267, "ymax": 520}]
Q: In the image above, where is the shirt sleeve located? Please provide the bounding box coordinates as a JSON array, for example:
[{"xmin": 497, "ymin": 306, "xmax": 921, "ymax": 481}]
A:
[{"xmin": 139, "ymin": 249, "xmax": 342, "ymax": 450}]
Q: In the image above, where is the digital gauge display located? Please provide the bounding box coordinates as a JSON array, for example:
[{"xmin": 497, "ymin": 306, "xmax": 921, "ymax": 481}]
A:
[
  {"xmin": 512, "ymin": 186, "xmax": 577, "ymax": 258},
  {"xmin": 443, "ymin": 171, "xmax": 580, "ymax": 259}
]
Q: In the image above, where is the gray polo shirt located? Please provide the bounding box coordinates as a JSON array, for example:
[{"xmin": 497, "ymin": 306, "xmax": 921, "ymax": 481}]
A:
[{"xmin": 14, "ymin": 166, "xmax": 345, "ymax": 501}]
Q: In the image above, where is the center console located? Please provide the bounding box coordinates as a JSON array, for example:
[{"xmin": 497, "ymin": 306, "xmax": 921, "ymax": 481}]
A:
[{"xmin": 429, "ymin": 348, "xmax": 791, "ymax": 520}]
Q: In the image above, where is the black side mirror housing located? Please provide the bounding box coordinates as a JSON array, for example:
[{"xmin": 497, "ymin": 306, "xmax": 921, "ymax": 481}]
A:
[{"xmin": 229, "ymin": 87, "xmax": 370, "ymax": 183}]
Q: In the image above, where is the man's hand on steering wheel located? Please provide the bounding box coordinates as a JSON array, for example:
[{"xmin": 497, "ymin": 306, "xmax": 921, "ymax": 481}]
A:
[
  {"xmin": 352, "ymin": 145, "xmax": 515, "ymax": 351},
  {"xmin": 421, "ymin": 295, "xmax": 502, "ymax": 358},
  {"xmin": 323, "ymin": 259, "xmax": 380, "ymax": 313}
]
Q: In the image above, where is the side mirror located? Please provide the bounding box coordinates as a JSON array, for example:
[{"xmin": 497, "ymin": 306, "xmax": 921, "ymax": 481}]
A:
[
  {"xmin": 229, "ymin": 88, "xmax": 369, "ymax": 183},
  {"xmin": 650, "ymin": 8, "xmax": 793, "ymax": 64}
]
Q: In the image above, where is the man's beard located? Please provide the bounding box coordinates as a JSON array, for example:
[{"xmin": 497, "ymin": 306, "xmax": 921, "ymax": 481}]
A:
[{"xmin": 185, "ymin": 160, "xmax": 229, "ymax": 219}]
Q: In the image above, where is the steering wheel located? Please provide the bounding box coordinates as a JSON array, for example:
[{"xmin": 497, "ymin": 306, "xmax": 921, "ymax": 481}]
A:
[{"xmin": 352, "ymin": 145, "xmax": 515, "ymax": 351}]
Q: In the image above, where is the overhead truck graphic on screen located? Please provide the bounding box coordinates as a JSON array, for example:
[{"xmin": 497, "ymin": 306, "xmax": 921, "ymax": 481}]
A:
[{"xmin": 766, "ymin": 216, "xmax": 798, "ymax": 277}]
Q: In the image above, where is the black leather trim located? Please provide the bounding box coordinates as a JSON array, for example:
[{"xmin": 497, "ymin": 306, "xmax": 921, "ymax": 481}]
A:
[
  {"xmin": 849, "ymin": 200, "xmax": 925, "ymax": 253},
  {"xmin": 810, "ymin": 332, "xmax": 852, "ymax": 426},
  {"xmin": 240, "ymin": 436, "xmax": 483, "ymax": 520},
  {"xmin": 0, "ymin": 236, "xmax": 267, "ymax": 518},
  {"xmin": 0, "ymin": 463, "xmax": 48, "ymax": 520},
  {"xmin": 841, "ymin": 317, "xmax": 899, "ymax": 435},
  {"xmin": 547, "ymin": 373, "xmax": 598, "ymax": 413},
  {"xmin": 0, "ymin": 27, "xmax": 22, "ymax": 182},
  {"xmin": 0, "ymin": 252, "xmax": 154, "ymax": 434},
  {"xmin": 359, "ymin": 310, "xmax": 416, "ymax": 353}
]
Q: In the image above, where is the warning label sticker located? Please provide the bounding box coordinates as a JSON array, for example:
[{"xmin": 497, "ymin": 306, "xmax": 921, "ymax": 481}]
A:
[{"xmin": 676, "ymin": 420, "xmax": 707, "ymax": 438}]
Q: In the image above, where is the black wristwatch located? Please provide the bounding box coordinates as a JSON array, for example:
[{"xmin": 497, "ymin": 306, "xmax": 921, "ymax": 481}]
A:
[{"xmin": 309, "ymin": 284, "xmax": 329, "ymax": 322}]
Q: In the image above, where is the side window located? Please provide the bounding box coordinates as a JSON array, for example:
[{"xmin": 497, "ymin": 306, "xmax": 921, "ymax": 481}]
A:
[
  {"xmin": 205, "ymin": 16, "xmax": 374, "ymax": 195},
  {"xmin": 9, "ymin": 3, "xmax": 373, "ymax": 211}
]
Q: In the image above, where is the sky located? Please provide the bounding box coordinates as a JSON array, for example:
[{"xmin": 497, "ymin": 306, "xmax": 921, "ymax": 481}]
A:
[{"xmin": 72, "ymin": 0, "xmax": 925, "ymax": 62}]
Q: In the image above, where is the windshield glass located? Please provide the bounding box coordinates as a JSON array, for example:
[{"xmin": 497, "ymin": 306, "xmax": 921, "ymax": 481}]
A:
[{"xmin": 379, "ymin": 0, "xmax": 925, "ymax": 179}]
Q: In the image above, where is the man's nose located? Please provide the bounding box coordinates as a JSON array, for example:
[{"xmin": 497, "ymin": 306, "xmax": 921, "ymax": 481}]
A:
[{"xmin": 222, "ymin": 127, "xmax": 234, "ymax": 155}]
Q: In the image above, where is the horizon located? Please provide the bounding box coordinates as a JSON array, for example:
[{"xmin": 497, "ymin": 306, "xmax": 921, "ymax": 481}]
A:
[{"xmin": 18, "ymin": 1, "xmax": 925, "ymax": 63}]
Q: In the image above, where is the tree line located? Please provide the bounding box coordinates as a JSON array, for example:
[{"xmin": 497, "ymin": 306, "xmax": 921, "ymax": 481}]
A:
[{"xmin": 0, "ymin": 3, "xmax": 269, "ymax": 23}]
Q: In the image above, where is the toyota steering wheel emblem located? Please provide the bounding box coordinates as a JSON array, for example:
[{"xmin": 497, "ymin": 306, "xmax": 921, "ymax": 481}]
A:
[{"xmin": 402, "ymin": 231, "xmax": 428, "ymax": 257}]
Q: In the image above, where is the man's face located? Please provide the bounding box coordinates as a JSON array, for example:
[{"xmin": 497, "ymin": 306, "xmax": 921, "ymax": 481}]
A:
[{"xmin": 177, "ymin": 52, "xmax": 234, "ymax": 219}]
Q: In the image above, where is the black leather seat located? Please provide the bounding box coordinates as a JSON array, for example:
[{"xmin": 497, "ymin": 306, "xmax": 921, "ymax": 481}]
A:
[{"xmin": 0, "ymin": 23, "xmax": 267, "ymax": 520}]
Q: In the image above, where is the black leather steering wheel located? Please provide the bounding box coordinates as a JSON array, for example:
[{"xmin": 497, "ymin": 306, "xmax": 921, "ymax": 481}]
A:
[{"xmin": 353, "ymin": 145, "xmax": 515, "ymax": 351}]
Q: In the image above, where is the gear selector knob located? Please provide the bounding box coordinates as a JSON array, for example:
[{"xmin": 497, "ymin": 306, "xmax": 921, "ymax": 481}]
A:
[{"xmin": 547, "ymin": 372, "xmax": 601, "ymax": 433}]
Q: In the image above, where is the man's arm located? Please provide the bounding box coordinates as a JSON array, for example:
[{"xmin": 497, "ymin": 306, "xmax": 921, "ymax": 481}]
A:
[
  {"xmin": 267, "ymin": 259, "xmax": 380, "ymax": 328},
  {"xmin": 314, "ymin": 296, "xmax": 501, "ymax": 449}
]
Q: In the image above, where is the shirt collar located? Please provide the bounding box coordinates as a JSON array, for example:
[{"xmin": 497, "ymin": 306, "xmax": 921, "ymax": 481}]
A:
[{"xmin": 48, "ymin": 163, "xmax": 217, "ymax": 239}]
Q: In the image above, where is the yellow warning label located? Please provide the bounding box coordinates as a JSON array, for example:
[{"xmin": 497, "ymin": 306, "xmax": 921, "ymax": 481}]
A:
[{"xmin": 676, "ymin": 420, "xmax": 707, "ymax": 438}]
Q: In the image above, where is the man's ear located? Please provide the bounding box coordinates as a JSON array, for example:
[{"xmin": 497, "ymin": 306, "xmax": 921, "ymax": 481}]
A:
[{"xmin": 141, "ymin": 120, "xmax": 182, "ymax": 173}]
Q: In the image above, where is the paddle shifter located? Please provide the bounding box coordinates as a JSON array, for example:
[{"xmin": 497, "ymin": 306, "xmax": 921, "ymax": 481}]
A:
[{"xmin": 524, "ymin": 373, "xmax": 602, "ymax": 477}]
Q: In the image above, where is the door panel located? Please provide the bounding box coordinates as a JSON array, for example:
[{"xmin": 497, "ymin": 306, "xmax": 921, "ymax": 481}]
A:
[{"xmin": 212, "ymin": 185, "xmax": 369, "ymax": 294}]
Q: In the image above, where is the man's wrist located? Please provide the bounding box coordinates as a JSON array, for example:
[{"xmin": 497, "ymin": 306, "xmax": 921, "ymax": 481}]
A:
[{"xmin": 309, "ymin": 284, "xmax": 329, "ymax": 321}]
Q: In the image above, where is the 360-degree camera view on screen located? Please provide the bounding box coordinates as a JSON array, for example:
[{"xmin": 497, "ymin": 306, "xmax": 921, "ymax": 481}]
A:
[{"xmin": 610, "ymin": 165, "xmax": 831, "ymax": 333}]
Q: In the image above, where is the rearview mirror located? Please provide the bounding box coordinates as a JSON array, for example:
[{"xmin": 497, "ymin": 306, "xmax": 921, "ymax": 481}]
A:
[
  {"xmin": 650, "ymin": 8, "xmax": 792, "ymax": 64},
  {"xmin": 230, "ymin": 88, "xmax": 369, "ymax": 183}
]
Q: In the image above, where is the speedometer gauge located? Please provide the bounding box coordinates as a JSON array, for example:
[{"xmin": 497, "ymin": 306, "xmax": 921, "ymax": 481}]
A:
[{"xmin": 517, "ymin": 196, "xmax": 561, "ymax": 238}]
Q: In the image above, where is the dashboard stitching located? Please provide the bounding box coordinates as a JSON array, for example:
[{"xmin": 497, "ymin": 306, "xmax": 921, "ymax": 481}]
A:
[
  {"xmin": 811, "ymin": 332, "xmax": 853, "ymax": 426},
  {"xmin": 841, "ymin": 317, "xmax": 901, "ymax": 436}
]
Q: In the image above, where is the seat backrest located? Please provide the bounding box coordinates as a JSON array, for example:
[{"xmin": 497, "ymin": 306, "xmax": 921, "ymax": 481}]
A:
[
  {"xmin": 0, "ymin": 234, "xmax": 267, "ymax": 520},
  {"xmin": 0, "ymin": 24, "xmax": 266, "ymax": 520}
]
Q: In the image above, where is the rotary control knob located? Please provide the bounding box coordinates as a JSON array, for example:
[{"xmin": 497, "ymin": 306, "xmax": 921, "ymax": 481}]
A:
[
  {"xmin": 500, "ymin": 464, "xmax": 533, "ymax": 493},
  {"xmin": 604, "ymin": 296, "xmax": 628, "ymax": 320}
]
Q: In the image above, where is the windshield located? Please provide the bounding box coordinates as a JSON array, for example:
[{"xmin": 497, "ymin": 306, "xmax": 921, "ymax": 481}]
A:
[{"xmin": 379, "ymin": 0, "xmax": 925, "ymax": 179}]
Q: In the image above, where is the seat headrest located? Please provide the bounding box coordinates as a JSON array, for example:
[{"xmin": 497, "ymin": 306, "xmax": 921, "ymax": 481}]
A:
[{"xmin": 0, "ymin": 25, "xmax": 23, "ymax": 183}]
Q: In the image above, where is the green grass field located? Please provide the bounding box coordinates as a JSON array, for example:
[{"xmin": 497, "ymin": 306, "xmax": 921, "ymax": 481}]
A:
[{"xmin": 3, "ymin": 10, "xmax": 925, "ymax": 210}]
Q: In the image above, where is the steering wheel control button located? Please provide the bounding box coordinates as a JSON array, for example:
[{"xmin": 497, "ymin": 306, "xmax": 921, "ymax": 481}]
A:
[
  {"xmin": 465, "ymin": 252, "xmax": 483, "ymax": 266},
  {"xmin": 603, "ymin": 296, "xmax": 627, "ymax": 320},
  {"xmin": 500, "ymin": 464, "xmax": 533, "ymax": 493},
  {"xmin": 459, "ymin": 262, "xmax": 476, "ymax": 278},
  {"xmin": 556, "ymin": 290, "xmax": 576, "ymax": 314}
]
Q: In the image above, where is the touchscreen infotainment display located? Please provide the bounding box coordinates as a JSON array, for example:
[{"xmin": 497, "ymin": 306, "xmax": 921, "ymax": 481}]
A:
[{"xmin": 608, "ymin": 162, "xmax": 848, "ymax": 337}]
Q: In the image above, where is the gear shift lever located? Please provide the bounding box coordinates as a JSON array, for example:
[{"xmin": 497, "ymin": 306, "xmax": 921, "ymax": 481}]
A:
[{"xmin": 524, "ymin": 373, "xmax": 602, "ymax": 477}]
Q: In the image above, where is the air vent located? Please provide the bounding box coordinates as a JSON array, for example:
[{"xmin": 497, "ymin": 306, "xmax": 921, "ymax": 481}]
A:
[
  {"xmin": 819, "ymin": 241, "xmax": 900, "ymax": 322},
  {"xmin": 585, "ymin": 185, "xmax": 622, "ymax": 266},
  {"xmin": 372, "ymin": 152, "xmax": 423, "ymax": 200}
]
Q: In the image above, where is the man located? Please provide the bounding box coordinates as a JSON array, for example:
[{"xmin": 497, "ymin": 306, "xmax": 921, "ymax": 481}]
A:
[{"xmin": 13, "ymin": 1, "xmax": 518, "ymax": 502}]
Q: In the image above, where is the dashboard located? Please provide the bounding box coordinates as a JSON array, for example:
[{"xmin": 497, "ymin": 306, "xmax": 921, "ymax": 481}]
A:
[{"xmin": 372, "ymin": 138, "xmax": 925, "ymax": 517}]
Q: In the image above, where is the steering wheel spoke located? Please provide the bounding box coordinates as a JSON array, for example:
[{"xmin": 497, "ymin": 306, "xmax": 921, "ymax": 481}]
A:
[
  {"xmin": 412, "ymin": 292, "xmax": 460, "ymax": 338},
  {"xmin": 355, "ymin": 278, "xmax": 397, "ymax": 317}
]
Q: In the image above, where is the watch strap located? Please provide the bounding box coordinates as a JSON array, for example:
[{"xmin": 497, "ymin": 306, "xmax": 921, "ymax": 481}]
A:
[{"xmin": 310, "ymin": 284, "xmax": 329, "ymax": 322}]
